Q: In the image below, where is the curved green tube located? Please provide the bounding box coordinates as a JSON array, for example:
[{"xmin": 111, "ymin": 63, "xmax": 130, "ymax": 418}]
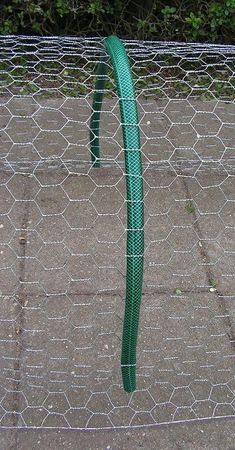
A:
[
  {"xmin": 90, "ymin": 36, "xmax": 144, "ymax": 392},
  {"xmin": 90, "ymin": 55, "xmax": 108, "ymax": 168}
]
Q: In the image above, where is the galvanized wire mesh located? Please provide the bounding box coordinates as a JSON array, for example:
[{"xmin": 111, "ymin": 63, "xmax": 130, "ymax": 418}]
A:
[{"xmin": 0, "ymin": 36, "xmax": 234, "ymax": 429}]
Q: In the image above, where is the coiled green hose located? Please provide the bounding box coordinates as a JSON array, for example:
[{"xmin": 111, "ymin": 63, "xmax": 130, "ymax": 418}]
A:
[{"xmin": 90, "ymin": 36, "xmax": 144, "ymax": 392}]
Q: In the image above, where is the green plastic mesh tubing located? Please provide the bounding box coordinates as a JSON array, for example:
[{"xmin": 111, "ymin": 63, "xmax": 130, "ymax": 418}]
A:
[
  {"xmin": 90, "ymin": 36, "xmax": 144, "ymax": 392},
  {"xmin": 90, "ymin": 55, "xmax": 108, "ymax": 168}
]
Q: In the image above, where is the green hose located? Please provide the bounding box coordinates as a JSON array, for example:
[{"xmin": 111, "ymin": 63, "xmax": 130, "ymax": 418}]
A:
[
  {"xmin": 90, "ymin": 36, "xmax": 144, "ymax": 392},
  {"xmin": 90, "ymin": 55, "xmax": 108, "ymax": 168}
]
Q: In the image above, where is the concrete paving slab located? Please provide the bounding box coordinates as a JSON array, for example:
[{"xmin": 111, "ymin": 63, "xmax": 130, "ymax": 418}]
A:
[
  {"xmin": 0, "ymin": 418, "xmax": 235, "ymax": 450},
  {"xmin": 0, "ymin": 97, "xmax": 234, "ymax": 433}
]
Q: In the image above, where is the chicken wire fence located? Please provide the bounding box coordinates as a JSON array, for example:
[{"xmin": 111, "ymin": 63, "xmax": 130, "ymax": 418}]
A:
[{"xmin": 0, "ymin": 35, "xmax": 234, "ymax": 430}]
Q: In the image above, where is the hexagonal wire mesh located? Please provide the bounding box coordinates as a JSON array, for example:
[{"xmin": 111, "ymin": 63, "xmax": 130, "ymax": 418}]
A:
[{"xmin": 0, "ymin": 36, "xmax": 234, "ymax": 429}]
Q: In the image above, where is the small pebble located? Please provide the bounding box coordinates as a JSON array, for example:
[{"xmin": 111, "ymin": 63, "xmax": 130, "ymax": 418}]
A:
[
  {"xmin": 0, "ymin": 224, "xmax": 3, "ymax": 228},
  {"xmin": 147, "ymin": 120, "xmax": 151, "ymax": 125},
  {"xmin": 210, "ymin": 287, "xmax": 216, "ymax": 292}
]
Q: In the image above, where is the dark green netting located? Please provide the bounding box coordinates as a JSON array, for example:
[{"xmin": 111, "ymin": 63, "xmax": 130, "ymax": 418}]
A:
[{"xmin": 90, "ymin": 36, "xmax": 144, "ymax": 392}]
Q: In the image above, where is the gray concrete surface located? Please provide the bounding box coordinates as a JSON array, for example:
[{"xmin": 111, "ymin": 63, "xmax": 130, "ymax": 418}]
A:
[
  {"xmin": 0, "ymin": 418, "xmax": 235, "ymax": 449},
  {"xmin": 0, "ymin": 98, "xmax": 234, "ymax": 443}
]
